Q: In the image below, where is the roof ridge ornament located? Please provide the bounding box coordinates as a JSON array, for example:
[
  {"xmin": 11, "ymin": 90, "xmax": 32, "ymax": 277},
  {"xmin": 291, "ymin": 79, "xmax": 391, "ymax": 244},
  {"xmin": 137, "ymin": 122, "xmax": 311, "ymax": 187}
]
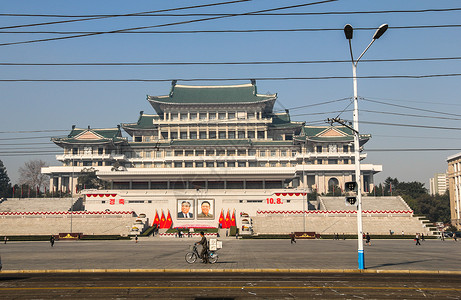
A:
[{"xmin": 170, "ymin": 80, "xmax": 177, "ymax": 97}]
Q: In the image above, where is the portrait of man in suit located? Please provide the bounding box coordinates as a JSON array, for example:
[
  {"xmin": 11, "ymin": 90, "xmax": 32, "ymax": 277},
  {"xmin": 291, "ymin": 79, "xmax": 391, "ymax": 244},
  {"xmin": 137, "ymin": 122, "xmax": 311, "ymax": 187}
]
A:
[
  {"xmin": 177, "ymin": 200, "xmax": 193, "ymax": 219},
  {"xmin": 197, "ymin": 200, "xmax": 214, "ymax": 219}
]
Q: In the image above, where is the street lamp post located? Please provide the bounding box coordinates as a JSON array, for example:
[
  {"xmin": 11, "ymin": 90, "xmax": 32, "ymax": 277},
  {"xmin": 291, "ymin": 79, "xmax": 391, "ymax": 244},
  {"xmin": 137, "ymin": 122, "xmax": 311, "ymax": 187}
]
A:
[{"xmin": 344, "ymin": 23, "xmax": 388, "ymax": 270}]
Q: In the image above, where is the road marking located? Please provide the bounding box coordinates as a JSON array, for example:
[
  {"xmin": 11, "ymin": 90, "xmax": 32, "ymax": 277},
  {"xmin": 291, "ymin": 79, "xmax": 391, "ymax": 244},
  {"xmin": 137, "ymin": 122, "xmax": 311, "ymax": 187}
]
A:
[{"xmin": 1, "ymin": 286, "xmax": 461, "ymax": 291}]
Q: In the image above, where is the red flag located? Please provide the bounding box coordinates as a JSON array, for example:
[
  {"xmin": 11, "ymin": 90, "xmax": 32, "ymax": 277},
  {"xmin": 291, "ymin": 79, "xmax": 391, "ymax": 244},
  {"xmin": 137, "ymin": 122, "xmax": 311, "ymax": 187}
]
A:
[
  {"xmin": 153, "ymin": 210, "xmax": 160, "ymax": 226},
  {"xmin": 159, "ymin": 211, "xmax": 166, "ymax": 229},
  {"xmin": 166, "ymin": 210, "xmax": 173, "ymax": 228},
  {"xmin": 218, "ymin": 209, "xmax": 224, "ymax": 228},
  {"xmin": 231, "ymin": 209, "xmax": 236, "ymax": 227},
  {"xmin": 224, "ymin": 209, "xmax": 231, "ymax": 229}
]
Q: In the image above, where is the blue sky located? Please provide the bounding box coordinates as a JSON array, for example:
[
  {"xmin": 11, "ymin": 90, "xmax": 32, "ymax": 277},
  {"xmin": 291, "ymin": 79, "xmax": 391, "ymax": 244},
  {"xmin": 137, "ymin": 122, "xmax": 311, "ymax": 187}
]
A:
[{"xmin": 1, "ymin": 0, "xmax": 460, "ymax": 187}]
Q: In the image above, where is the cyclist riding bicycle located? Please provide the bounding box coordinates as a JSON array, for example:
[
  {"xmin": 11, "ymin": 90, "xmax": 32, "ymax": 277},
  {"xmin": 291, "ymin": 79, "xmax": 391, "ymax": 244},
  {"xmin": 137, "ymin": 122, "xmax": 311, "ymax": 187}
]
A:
[{"xmin": 195, "ymin": 231, "xmax": 208, "ymax": 263}]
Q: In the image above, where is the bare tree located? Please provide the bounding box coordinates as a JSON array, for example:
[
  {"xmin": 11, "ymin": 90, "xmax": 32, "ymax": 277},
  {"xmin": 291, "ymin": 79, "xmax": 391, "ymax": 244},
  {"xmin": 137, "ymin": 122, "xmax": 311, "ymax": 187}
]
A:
[{"xmin": 18, "ymin": 159, "xmax": 49, "ymax": 191}]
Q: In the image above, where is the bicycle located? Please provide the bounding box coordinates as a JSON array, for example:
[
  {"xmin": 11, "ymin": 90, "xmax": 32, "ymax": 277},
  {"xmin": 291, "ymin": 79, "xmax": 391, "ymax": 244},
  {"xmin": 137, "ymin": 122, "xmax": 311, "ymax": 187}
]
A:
[{"xmin": 185, "ymin": 244, "xmax": 218, "ymax": 264}]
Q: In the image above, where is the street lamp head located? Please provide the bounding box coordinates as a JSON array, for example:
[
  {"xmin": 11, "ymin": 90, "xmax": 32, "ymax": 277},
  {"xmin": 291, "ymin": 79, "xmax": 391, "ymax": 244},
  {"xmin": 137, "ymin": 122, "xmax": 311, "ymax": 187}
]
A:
[
  {"xmin": 372, "ymin": 24, "xmax": 388, "ymax": 40},
  {"xmin": 344, "ymin": 24, "xmax": 353, "ymax": 40}
]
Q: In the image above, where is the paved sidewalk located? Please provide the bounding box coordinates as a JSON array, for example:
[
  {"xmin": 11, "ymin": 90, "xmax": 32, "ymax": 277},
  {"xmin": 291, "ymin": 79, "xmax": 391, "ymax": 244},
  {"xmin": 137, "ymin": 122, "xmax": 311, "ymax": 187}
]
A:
[{"xmin": 0, "ymin": 238, "xmax": 460, "ymax": 271}]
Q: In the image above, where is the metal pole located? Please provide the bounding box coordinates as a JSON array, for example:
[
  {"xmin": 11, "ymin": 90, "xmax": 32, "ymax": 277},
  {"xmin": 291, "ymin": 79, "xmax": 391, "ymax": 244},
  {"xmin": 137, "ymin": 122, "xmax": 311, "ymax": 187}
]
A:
[
  {"xmin": 71, "ymin": 159, "xmax": 74, "ymax": 233},
  {"xmin": 351, "ymin": 62, "xmax": 365, "ymax": 269}
]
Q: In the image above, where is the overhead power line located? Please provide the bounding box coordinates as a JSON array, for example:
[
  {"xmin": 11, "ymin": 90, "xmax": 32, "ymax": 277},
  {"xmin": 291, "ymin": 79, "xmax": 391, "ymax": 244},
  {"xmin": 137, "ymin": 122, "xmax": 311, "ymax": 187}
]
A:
[
  {"xmin": 0, "ymin": 0, "xmax": 337, "ymax": 47},
  {"xmin": 2, "ymin": 73, "xmax": 461, "ymax": 82},
  {"xmin": 1, "ymin": 56, "xmax": 461, "ymax": 66},
  {"xmin": 360, "ymin": 120, "xmax": 461, "ymax": 131},
  {"xmin": 2, "ymin": 24, "xmax": 461, "ymax": 35},
  {"xmin": 361, "ymin": 97, "xmax": 461, "ymax": 118},
  {"xmin": 2, "ymin": 7, "xmax": 460, "ymax": 17},
  {"xmin": 0, "ymin": 0, "xmax": 252, "ymax": 30}
]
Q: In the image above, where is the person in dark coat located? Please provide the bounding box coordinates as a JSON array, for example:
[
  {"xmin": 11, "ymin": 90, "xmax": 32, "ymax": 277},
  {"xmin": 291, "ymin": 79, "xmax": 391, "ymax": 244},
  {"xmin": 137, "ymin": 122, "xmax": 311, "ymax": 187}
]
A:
[
  {"xmin": 195, "ymin": 231, "xmax": 208, "ymax": 263},
  {"xmin": 50, "ymin": 235, "xmax": 55, "ymax": 247}
]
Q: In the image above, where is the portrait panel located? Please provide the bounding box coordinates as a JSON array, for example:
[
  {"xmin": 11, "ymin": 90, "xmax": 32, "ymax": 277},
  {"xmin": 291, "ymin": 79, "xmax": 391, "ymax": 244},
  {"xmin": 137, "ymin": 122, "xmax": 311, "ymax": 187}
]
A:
[
  {"xmin": 197, "ymin": 199, "xmax": 214, "ymax": 219},
  {"xmin": 177, "ymin": 199, "xmax": 194, "ymax": 219}
]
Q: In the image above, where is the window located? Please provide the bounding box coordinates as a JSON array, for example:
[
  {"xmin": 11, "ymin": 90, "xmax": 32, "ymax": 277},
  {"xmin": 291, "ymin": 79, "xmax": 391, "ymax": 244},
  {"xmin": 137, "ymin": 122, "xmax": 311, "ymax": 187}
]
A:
[
  {"xmin": 238, "ymin": 161, "xmax": 246, "ymax": 167},
  {"xmin": 228, "ymin": 112, "xmax": 235, "ymax": 119},
  {"xmin": 209, "ymin": 113, "xmax": 216, "ymax": 120},
  {"xmin": 249, "ymin": 150, "xmax": 256, "ymax": 156},
  {"xmin": 199, "ymin": 131, "xmax": 207, "ymax": 139},
  {"xmin": 291, "ymin": 150, "xmax": 297, "ymax": 157},
  {"xmin": 228, "ymin": 150, "xmax": 236, "ymax": 156},
  {"xmin": 196, "ymin": 150, "xmax": 204, "ymax": 156},
  {"xmin": 165, "ymin": 162, "xmax": 172, "ymax": 168},
  {"xmin": 144, "ymin": 163, "xmax": 151, "ymax": 168},
  {"xmin": 270, "ymin": 150, "xmax": 276, "ymax": 157},
  {"xmin": 154, "ymin": 162, "xmax": 163, "ymax": 168},
  {"xmin": 260, "ymin": 150, "xmax": 266, "ymax": 157},
  {"xmin": 281, "ymin": 150, "xmax": 287, "ymax": 156},
  {"xmin": 343, "ymin": 159, "xmax": 349, "ymax": 164},
  {"xmin": 98, "ymin": 148, "xmax": 104, "ymax": 155},
  {"xmin": 185, "ymin": 150, "xmax": 193, "ymax": 156},
  {"xmin": 134, "ymin": 136, "xmax": 142, "ymax": 142},
  {"xmin": 247, "ymin": 131, "xmax": 255, "ymax": 139},
  {"xmin": 174, "ymin": 150, "xmax": 183, "ymax": 156},
  {"xmin": 165, "ymin": 150, "xmax": 172, "ymax": 157},
  {"xmin": 329, "ymin": 144, "xmax": 337, "ymax": 153},
  {"xmin": 217, "ymin": 150, "xmax": 225, "ymax": 156},
  {"xmin": 161, "ymin": 132, "xmax": 168, "ymax": 139},
  {"xmin": 270, "ymin": 162, "xmax": 277, "ymax": 167},
  {"xmin": 83, "ymin": 147, "xmax": 92, "ymax": 154},
  {"xmin": 249, "ymin": 161, "xmax": 257, "ymax": 167},
  {"xmin": 73, "ymin": 161, "xmax": 78, "ymax": 166},
  {"xmin": 317, "ymin": 159, "xmax": 323, "ymax": 164},
  {"xmin": 190, "ymin": 113, "xmax": 197, "ymax": 120},
  {"xmin": 185, "ymin": 162, "xmax": 193, "ymax": 168},
  {"xmin": 134, "ymin": 151, "xmax": 142, "ymax": 158},
  {"xmin": 228, "ymin": 131, "xmax": 235, "ymax": 139},
  {"xmin": 206, "ymin": 162, "xmax": 215, "ymax": 167},
  {"xmin": 219, "ymin": 131, "xmax": 226, "ymax": 139},
  {"xmin": 98, "ymin": 161, "xmax": 103, "ymax": 166},
  {"xmin": 237, "ymin": 111, "xmax": 246, "ymax": 119},
  {"xmin": 343, "ymin": 145, "xmax": 349, "ymax": 153},
  {"xmin": 145, "ymin": 150, "xmax": 152, "ymax": 158},
  {"xmin": 285, "ymin": 134, "xmax": 293, "ymax": 140},
  {"xmin": 259, "ymin": 162, "xmax": 266, "ymax": 167},
  {"xmin": 248, "ymin": 112, "xmax": 256, "ymax": 119},
  {"xmin": 218, "ymin": 112, "xmax": 226, "ymax": 120},
  {"xmin": 170, "ymin": 132, "xmax": 178, "ymax": 139},
  {"xmin": 227, "ymin": 162, "xmax": 235, "ymax": 167},
  {"xmin": 171, "ymin": 113, "xmax": 178, "ymax": 120},
  {"xmin": 328, "ymin": 159, "xmax": 338, "ymax": 164},
  {"xmin": 217, "ymin": 161, "xmax": 225, "ymax": 167},
  {"xmin": 316, "ymin": 146, "xmax": 322, "ymax": 153},
  {"xmin": 72, "ymin": 148, "xmax": 78, "ymax": 154},
  {"xmin": 174, "ymin": 162, "xmax": 183, "ymax": 168},
  {"xmin": 281, "ymin": 162, "xmax": 287, "ymax": 167},
  {"xmin": 257, "ymin": 131, "xmax": 265, "ymax": 139},
  {"xmin": 209, "ymin": 131, "xmax": 216, "ymax": 139},
  {"xmin": 238, "ymin": 131, "xmax": 245, "ymax": 139},
  {"xmin": 199, "ymin": 113, "xmax": 207, "ymax": 120},
  {"xmin": 196, "ymin": 162, "xmax": 203, "ymax": 167},
  {"xmin": 207, "ymin": 150, "xmax": 215, "ymax": 156},
  {"xmin": 180, "ymin": 132, "xmax": 187, "ymax": 139},
  {"xmin": 83, "ymin": 161, "xmax": 92, "ymax": 166},
  {"xmin": 238, "ymin": 150, "xmax": 246, "ymax": 156},
  {"xmin": 190, "ymin": 132, "xmax": 197, "ymax": 139},
  {"xmin": 180, "ymin": 113, "xmax": 187, "ymax": 121}
]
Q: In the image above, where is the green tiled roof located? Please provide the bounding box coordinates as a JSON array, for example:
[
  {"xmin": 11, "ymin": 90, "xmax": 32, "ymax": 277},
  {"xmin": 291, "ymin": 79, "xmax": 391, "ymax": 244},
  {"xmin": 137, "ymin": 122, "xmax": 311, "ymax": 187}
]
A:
[
  {"xmin": 52, "ymin": 127, "xmax": 127, "ymax": 146},
  {"xmin": 122, "ymin": 112, "xmax": 157, "ymax": 135},
  {"xmin": 148, "ymin": 82, "xmax": 276, "ymax": 115}
]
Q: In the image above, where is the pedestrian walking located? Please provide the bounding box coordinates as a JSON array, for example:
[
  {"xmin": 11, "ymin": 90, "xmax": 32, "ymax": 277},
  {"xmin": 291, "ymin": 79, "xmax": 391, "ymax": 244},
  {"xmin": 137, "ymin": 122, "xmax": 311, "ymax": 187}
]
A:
[
  {"xmin": 415, "ymin": 233, "xmax": 421, "ymax": 245},
  {"xmin": 3, "ymin": 236, "xmax": 7, "ymax": 244},
  {"xmin": 454, "ymin": 234, "xmax": 458, "ymax": 242},
  {"xmin": 135, "ymin": 235, "xmax": 138, "ymax": 243},
  {"xmin": 421, "ymin": 233, "xmax": 425, "ymax": 241},
  {"xmin": 365, "ymin": 233, "xmax": 371, "ymax": 246},
  {"xmin": 50, "ymin": 235, "xmax": 55, "ymax": 247},
  {"xmin": 290, "ymin": 232, "xmax": 296, "ymax": 244}
]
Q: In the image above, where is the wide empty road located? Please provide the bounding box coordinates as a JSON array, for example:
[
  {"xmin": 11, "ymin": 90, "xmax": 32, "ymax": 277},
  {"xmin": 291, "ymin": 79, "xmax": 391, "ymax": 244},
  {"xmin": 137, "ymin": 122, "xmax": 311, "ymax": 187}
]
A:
[
  {"xmin": 1, "ymin": 272, "xmax": 461, "ymax": 299},
  {"xmin": 1, "ymin": 238, "xmax": 460, "ymax": 271}
]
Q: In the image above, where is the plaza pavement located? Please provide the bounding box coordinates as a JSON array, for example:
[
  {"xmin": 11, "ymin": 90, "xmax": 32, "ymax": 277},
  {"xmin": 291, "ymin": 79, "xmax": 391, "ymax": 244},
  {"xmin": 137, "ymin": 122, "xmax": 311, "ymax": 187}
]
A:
[{"xmin": 0, "ymin": 237, "xmax": 460, "ymax": 273}]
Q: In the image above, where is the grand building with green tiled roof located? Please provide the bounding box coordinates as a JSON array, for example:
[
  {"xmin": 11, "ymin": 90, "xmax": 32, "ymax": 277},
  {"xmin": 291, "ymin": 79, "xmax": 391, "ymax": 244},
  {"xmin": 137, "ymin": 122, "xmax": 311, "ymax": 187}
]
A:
[{"xmin": 42, "ymin": 81, "xmax": 382, "ymax": 231}]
